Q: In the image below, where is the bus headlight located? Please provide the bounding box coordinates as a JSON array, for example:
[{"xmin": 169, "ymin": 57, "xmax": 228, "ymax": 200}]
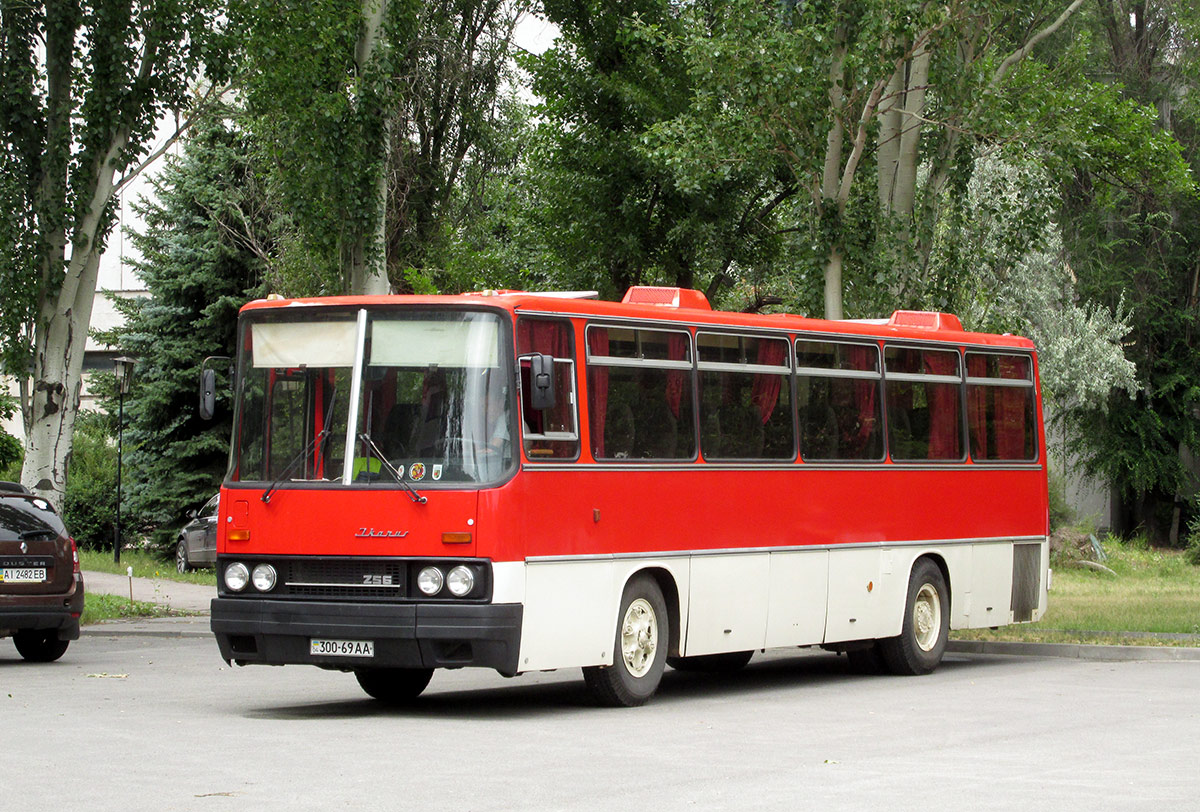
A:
[
  {"xmin": 224, "ymin": 562, "xmax": 250, "ymax": 592},
  {"xmin": 417, "ymin": 566, "xmax": 444, "ymax": 596},
  {"xmin": 252, "ymin": 563, "xmax": 277, "ymax": 592},
  {"xmin": 446, "ymin": 565, "xmax": 475, "ymax": 597}
]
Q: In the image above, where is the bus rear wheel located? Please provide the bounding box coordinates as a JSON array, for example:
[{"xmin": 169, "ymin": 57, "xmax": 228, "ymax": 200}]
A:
[
  {"xmin": 354, "ymin": 667, "xmax": 433, "ymax": 703},
  {"xmin": 584, "ymin": 575, "xmax": 668, "ymax": 707},
  {"xmin": 879, "ymin": 558, "xmax": 949, "ymax": 676}
]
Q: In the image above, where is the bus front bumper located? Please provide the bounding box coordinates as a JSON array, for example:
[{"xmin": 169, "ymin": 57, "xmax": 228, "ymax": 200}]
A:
[{"xmin": 210, "ymin": 598, "xmax": 523, "ymax": 676}]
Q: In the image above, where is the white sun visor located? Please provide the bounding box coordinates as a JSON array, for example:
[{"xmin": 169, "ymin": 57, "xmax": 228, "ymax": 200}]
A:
[
  {"xmin": 368, "ymin": 318, "xmax": 499, "ymax": 368},
  {"xmin": 251, "ymin": 320, "xmax": 358, "ymax": 368}
]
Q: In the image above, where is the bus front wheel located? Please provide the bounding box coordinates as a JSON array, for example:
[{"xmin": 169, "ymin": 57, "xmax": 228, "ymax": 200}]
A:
[
  {"xmin": 879, "ymin": 558, "xmax": 949, "ymax": 676},
  {"xmin": 584, "ymin": 575, "xmax": 669, "ymax": 707},
  {"xmin": 355, "ymin": 667, "xmax": 433, "ymax": 703}
]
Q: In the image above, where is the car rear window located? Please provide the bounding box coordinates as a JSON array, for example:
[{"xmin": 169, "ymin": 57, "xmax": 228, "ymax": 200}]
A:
[{"xmin": 0, "ymin": 495, "xmax": 65, "ymax": 541}]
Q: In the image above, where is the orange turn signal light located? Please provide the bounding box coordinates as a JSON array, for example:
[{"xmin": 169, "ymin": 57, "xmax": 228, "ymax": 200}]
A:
[
  {"xmin": 441, "ymin": 532, "xmax": 472, "ymax": 544},
  {"xmin": 227, "ymin": 529, "xmax": 251, "ymax": 542}
]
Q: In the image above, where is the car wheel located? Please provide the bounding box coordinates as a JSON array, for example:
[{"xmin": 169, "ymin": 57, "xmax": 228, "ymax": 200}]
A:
[
  {"xmin": 13, "ymin": 630, "xmax": 70, "ymax": 663},
  {"xmin": 175, "ymin": 540, "xmax": 190, "ymax": 573},
  {"xmin": 583, "ymin": 574, "xmax": 669, "ymax": 707},
  {"xmin": 354, "ymin": 668, "xmax": 434, "ymax": 703}
]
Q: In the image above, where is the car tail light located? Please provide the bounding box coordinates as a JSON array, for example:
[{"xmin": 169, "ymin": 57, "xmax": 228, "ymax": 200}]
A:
[{"xmin": 71, "ymin": 537, "xmax": 80, "ymax": 574}]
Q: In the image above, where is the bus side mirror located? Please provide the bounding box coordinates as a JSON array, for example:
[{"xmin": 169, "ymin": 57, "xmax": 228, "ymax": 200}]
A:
[
  {"xmin": 199, "ymin": 368, "xmax": 217, "ymax": 420},
  {"xmin": 530, "ymin": 354, "xmax": 556, "ymax": 411}
]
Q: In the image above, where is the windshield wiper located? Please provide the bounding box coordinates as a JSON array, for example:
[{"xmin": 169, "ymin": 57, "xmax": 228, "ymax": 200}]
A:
[
  {"xmin": 261, "ymin": 427, "xmax": 331, "ymax": 504},
  {"xmin": 262, "ymin": 390, "xmax": 338, "ymax": 504},
  {"xmin": 356, "ymin": 432, "xmax": 427, "ymax": 504}
]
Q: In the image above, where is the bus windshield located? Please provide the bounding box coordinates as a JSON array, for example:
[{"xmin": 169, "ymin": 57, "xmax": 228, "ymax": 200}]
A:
[{"xmin": 231, "ymin": 309, "xmax": 514, "ymax": 487}]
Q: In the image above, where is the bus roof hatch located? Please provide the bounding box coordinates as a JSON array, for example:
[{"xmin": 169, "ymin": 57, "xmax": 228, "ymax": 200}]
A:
[
  {"xmin": 888, "ymin": 310, "xmax": 964, "ymax": 332},
  {"xmin": 621, "ymin": 286, "xmax": 712, "ymax": 310}
]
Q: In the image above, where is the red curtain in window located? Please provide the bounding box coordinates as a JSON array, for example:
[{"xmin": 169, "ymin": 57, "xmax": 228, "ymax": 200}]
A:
[
  {"xmin": 751, "ymin": 339, "xmax": 785, "ymax": 424},
  {"xmin": 849, "ymin": 345, "xmax": 877, "ymax": 454},
  {"xmin": 665, "ymin": 333, "xmax": 688, "ymax": 419},
  {"xmin": 967, "ymin": 355, "xmax": 988, "ymax": 459},
  {"xmin": 517, "ymin": 320, "xmax": 568, "ymax": 357},
  {"xmin": 924, "ymin": 351, "xmax": 959, "ymax": 459},
  {"xmin": 588, "ymin": 329, "xmax": 610, "ymax": 458},
  {"xmin": 996, "ymin": 356, "xmax": 1027, "ymax": 459}
]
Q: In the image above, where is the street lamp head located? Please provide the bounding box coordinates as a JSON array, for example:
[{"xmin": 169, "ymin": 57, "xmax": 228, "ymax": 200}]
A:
[{"xmin": 113, "ymin": 356, "xmax": 135, "ymax": 395}]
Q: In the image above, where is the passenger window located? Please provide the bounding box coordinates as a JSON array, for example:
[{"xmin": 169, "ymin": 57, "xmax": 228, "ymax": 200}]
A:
[
  {"xmin": 884, "ymin": 346, "xmax": 962, "ymax": 461},
  {"xmin": 698, "ymin": 333, "xmax": 793, "ymax": 460},
  {"xmin": 517, "ymin": 319, "xmax": 579, "ymax": 460},
  {"xmin": 796, "ymin": 341, "xmax": 883, "ymax": 461},
  {"xmin": 586, "ymin": 326, "xmax": 696, "ymax": 460},
  {"xmin": 966, "ymin": 353, "xmax": 1037, "ymax": 461}
]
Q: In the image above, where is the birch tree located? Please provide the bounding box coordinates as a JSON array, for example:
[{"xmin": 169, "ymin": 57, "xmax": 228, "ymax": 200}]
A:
[
  {"xmin": 0, "ymin": 1, "xmax": 228, "ymax": 505},
  {"xmin": 645, "ymin": 0, "xmax": 1095, "ymax": 318},
  {"xmin": 231, "ymin": 0, "xmax": 420, "ymax": 295}
]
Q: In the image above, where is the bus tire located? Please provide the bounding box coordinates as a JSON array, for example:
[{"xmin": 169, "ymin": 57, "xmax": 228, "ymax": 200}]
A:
[
  {"xmin": 583, "ymin": 575, "xmax": 668, "ymax": 707},
  {"xmin": 667, "ymin": 650, "xmax": 753, "ymax": 673},
  {"xmin": 354, "ymin": 667, "xmax": 433, "ymax": 703},
  {"xmin": 879, "ymin": 558, "xmax": 949, "ymax": 676}
]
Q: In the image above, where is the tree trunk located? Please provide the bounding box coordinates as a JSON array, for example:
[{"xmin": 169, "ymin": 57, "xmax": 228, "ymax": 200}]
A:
[
  {"xmin": 347, "ymin": 0, "xmax": 392, "ymax": 296},
  {"xmin": 891, "ymin": 43, "xmax": 930, "ymax": 226},
  {"xmin": 22, "ymin": 122, "xmax": 127, "ymax": 506},
  {"xmin": 821, "ymin": 43, "xmax": 847, "ymax": 320},
  {"xmin": 23, "ymin": 245, "xmax": 106, "ymax": 506}
]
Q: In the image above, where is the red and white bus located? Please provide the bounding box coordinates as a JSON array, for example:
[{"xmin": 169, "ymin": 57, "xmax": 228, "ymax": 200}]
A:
[{"xmin": 208, "ymin": 286, "xmax": 1048, "ymax": 706}]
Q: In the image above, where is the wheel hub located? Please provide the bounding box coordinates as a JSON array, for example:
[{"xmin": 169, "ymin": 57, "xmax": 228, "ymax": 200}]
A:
[
  {"xmin": 913, "ymin": 583, "xmax": 942, "ymax": 652},
  {"xmin": 620, "ymin": 598, "xmax": 657, "ymax": 678}
]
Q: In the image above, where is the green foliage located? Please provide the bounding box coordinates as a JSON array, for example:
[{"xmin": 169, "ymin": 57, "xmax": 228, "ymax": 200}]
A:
[
  {"xmin": 104, "ymin": 116, "xmax": 269, "ymax": 550},
  {"xmin": 1055, "ymin": 2, "xmax": 1200, "ymax": 543},
  {"xmin": 0, "ymin": 393, "xmax": 20, "ymax": 476},
  {"xmin": 0, "ymin": 1, "xmax": 232, "ymax": 376},
  {"xmin": 230, "ymin": 0, "xmax": 421, "ymax": 291},
  {"xmin": 526, "ymin": 0, "xmax": 798, "ymax": 306},
  {"xmin": 62, "ymin": 412, "xmax": 132, "ymax": 551}
]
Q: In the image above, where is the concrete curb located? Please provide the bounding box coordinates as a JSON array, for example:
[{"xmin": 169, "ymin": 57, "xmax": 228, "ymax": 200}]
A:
[
  {"xmin": 947, "ymin": 639, "xmax": 1200, "ymax": 662},
  {"xmin": 83, "ymin": 617, "xmax": 212, "ymax": 640}
]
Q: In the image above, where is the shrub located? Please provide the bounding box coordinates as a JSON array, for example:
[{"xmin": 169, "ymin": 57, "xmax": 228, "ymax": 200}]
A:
[{"xmin": 62, "ymin": 412, "xmax": 142, "ymax": 550}]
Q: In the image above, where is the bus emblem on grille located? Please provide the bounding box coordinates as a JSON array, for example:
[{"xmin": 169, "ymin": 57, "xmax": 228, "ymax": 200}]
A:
[
  {"xmin": 363, "ymin": 574, "xmax": 394, "ymax": 586},
  {"xmin": 355, "ymin": 528, "xmax": 410, "ymax": 538}
]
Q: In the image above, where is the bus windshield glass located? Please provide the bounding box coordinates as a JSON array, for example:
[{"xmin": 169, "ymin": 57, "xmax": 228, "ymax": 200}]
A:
[{"xmin": 231, "ymin": 309, "xmax": 514, "ymax": 487}]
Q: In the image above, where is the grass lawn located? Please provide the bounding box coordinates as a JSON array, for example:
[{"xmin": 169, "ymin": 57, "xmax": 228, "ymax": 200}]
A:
[
  {"xmin": 953, "ymin": 542, "xmax": 1200, "ymax": 646},
  {"xmin": 81, "ymin": 592, "xmax": 177, "ymax": 625},
  {"xmin": 80, "ymin": 548, "xmax": 217, "ymax": 587}
]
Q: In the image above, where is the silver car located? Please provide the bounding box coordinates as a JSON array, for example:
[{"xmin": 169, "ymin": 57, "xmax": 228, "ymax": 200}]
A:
[{"xmin": 175, "ymin": 493, "xmax": 218, "ymax": 572}]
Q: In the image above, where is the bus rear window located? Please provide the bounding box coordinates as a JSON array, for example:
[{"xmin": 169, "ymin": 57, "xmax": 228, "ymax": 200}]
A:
[{"xmin": 966, "ymin": 353, "xmax": 1037, "ymax": 461}]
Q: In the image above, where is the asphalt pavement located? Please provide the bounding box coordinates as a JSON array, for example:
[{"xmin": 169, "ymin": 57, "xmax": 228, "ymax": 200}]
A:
[{"xmin": 78, "ymin": 568, "xmax": 1200, "ymax": 662}]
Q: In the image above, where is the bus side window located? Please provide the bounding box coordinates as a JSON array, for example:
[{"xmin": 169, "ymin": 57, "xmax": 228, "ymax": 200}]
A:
[
  {"xmin": 517, "ymin": 319, "xmax": 579, "ymax": 460},
  {"xmin": 796, "ymin": 340, "xmax": 884, "ymax": 462},
  {"xmin": 697, "ymin": 332, "xmax": 794, "ymax": 461},
  {"xmin": 966, "ymin": 352, "xmax": 1037, "ymax": 461},
  {"xmin": 586, "ymin": 325, "xmax": 696, "ymax": 461},
  {"xmin": 884, "ymin": 346, "xmax": 963, "ymax": 461}
]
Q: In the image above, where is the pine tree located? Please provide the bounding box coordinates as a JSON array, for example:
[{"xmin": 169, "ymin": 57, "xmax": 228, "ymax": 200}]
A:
[{"xmin": 105, "ymin": 117, "xmax": 270, "ymax": 550}]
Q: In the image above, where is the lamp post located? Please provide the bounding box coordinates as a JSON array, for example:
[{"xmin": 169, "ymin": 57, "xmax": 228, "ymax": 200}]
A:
[{"xmin": 113, "ymin": 356, "xmax": 135, "ymax": 564}]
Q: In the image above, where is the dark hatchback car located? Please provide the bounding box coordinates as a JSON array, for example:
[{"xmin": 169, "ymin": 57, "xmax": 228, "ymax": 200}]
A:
[
  {"xmin": 175, "ymin": 493, "xmax": 218, "ymax": 572},
  {"xmin": 0, "ymin": 482, "xmax": 84, "ymax": 661}
]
